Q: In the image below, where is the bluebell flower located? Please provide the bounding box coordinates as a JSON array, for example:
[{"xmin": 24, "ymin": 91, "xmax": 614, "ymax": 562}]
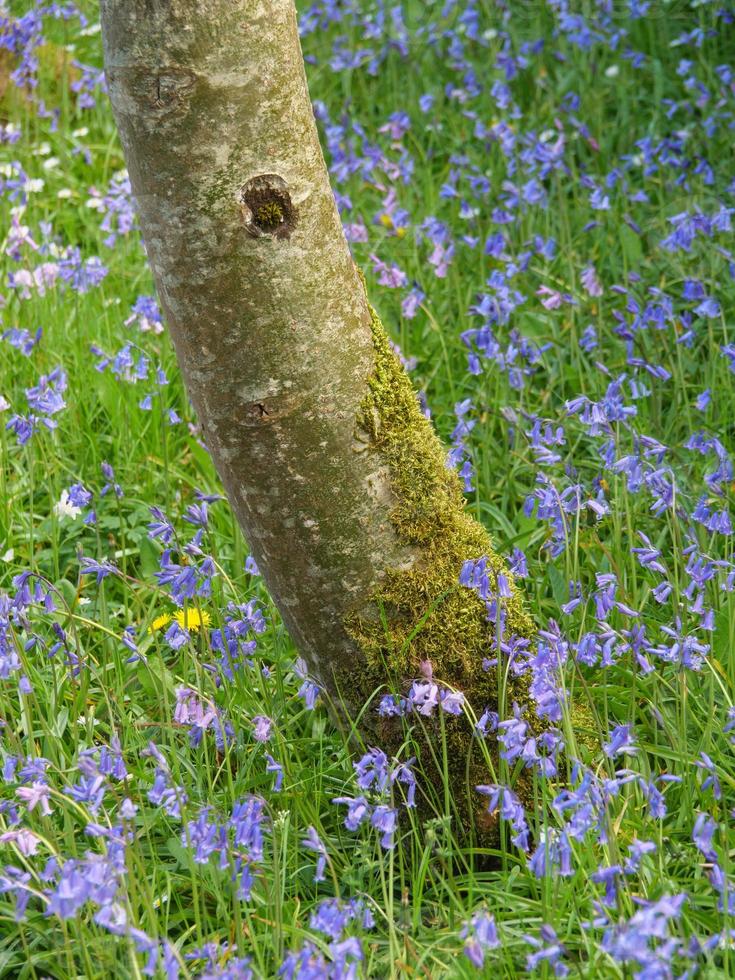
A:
[
  {"xmin": 591, "ymin": 864, "xmax": 623, "ymax": 907},
  {"xmin": 251, "ymin": 715, "xmax": 273, "ymax": 743},
  {"xmin": 692, "ymin": 812, "xmax": 718, "ymax": 863},
  {"xmin": 695, "ymin": 388, "xmax": 711, "ymax": 411},
  {"xmin": 461, "ymin": 911, "xmax": 499, "ymax": 968},
  {"xmin": 66, "ymin": 774, "xmax": 107, "ymax": 814},
  {"xmin": 694, "ymin": 752, "xmax": 721, "ymax": 800},
  {"xmin": 631, "ymin": 532, "xmax": 667, "ymax": 574},
  {"xmin": 370, "ymin": 804, "xmax": 397, "ymax": 849},
  {"xmin": 524, "ymin": 924, "xmax": 568, "ymax": 977},
  {"xmin": 624, "ymin": 839, "xmax": 656, "ymax": 874},
  {"xmin": 529, "ymin": 827, "xmax": 574, "ymax": 878},
  {"xmin": 476, "ymin": 783, "xmax": 530, "ymax": 851},
  {"xmin": 332, "ymin": 795, "xmax": 370, "ymax": 832},
  {"xmin": 79, "ymin": 556, "xmax": 118, "ymax": 583},
  {"xmin": 2, "ymin": 326, "xmax": 41, "ymax": 355},
  {"xmin": 581, "ymin": 264, "xmax": 603, "ymax": 296},
  {"xmin": 390, "ymin": 759, "xmax": 416, "ymax": 808},
  {"xmin": 355, "ymin": 748, "xmax": 389, "ymax": 792},
  {"xmin": 265, "ymin": 754, "xmax": 283, "ymax": 792},
  {"xmin": 16, "ymin": 780, "xmax": 53, "ymax": 816},
  {"xmin": 100, "ymin": 461, "xmax": 122, "ymax": 498},
  {"xmin": 603, "ymin": 724, "xmax": 637, "ymax": 759},
  {"xmin": 302, "ymin": 827, "xmax": 328, "ymax": 882},
  {"xmin": 439, "ymin": 689, "xmax": 464, "ymax": 715},
  {"xmin": 164, "ymin": 621, "xmax": 190, "ymax": 652},
  {"xmin": 147, "ymin": 506, "xmax": 175, "ymax": 544}
]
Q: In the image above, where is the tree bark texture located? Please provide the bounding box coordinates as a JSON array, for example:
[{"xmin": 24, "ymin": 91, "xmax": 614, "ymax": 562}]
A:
[{"xmin": 100, "ymin": 0, "xmax": 540, "ymax": 837}]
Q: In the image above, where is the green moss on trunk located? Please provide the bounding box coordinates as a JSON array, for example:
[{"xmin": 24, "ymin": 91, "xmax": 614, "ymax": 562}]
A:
[{"xmin": 341, "ymin": 305, "xmax": 547, "ymax": 843}]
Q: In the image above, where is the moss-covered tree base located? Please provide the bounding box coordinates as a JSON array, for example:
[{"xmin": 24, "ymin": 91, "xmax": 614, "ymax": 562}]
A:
[{"xmin": 339, "ymin": 303, "xmax": 548, "ymax": 845}]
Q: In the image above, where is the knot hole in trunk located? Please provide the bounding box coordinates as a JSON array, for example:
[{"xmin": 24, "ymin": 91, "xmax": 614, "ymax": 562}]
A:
[{"xmin": 240, "ymin": 175, "xmax": 297, "ymax": 240}]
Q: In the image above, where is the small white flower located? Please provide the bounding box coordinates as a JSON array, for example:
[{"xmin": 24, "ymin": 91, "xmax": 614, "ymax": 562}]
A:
[
  {"xmin": 72, "ymin": 126, "xmax": 90, "ymax": 138},
  {"xmin": 24, "ymin": 178, "xmax": 44, "ymax": 194},
  {"xmin": 605, "ymin": 65, "xmax": 620, "ymax": 78},
  {"xmin": 54, "ymin": 489, "xmax": 82, "ymax": 522},
  {"xmin": 1, "ymin": 549, "xmax": 14, "ymax": 562},
  {"xmin": 42, "ymin": 157, "xmax": 60, "ymax": 171},
  {"xmin": 57, "ymin": 189, "xmax": 73, "ymax": 199},
  {"xmin": 0, "ymin": 394, "xmax": 9, "ymax": 412}
]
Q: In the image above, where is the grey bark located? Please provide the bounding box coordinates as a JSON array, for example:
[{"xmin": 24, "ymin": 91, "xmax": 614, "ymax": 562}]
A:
[{"xmin": 100, "ymin": 0, "xmax": 414, "ymax": 716}]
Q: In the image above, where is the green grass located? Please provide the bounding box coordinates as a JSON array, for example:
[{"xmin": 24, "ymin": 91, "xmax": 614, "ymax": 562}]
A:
[{"xmin": 0, "ymin": 0, "xmax": 734, "ymax": 977}]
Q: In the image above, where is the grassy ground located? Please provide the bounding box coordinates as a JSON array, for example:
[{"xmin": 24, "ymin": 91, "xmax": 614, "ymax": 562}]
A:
[{"xmin": 0, "ymin": 0, "xmax": 734, "ymax": 976}]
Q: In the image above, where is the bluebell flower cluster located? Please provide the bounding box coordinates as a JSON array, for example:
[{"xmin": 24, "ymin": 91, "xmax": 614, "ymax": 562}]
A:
[{"xmin": 332, "ymin": 748, "xmax": 415, "ymax": 849}]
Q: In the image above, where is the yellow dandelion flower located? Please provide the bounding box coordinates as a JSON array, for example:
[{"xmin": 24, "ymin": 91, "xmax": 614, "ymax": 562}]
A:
[
  {"xmin": 173, "ymin": 608, "xmax": 211, "ymax": 632},
  {"xmin": 148, "ymin": 613, "xmax": 172, "ymax": 634}
]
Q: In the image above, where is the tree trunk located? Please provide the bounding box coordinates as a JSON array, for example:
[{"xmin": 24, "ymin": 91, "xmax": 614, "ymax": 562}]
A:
[{"xmin": 100, "ymin": 0, "xmax": 538, "ymax": 838}]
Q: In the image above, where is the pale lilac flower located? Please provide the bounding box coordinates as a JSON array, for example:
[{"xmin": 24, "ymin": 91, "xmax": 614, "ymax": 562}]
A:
[
  {"xmin": 252, "ymin": 715, "xmax": 273, "ymax": 743},
  {"xmin": 16, "ymin": 780, "xmax": 53, "ymax": 816}
]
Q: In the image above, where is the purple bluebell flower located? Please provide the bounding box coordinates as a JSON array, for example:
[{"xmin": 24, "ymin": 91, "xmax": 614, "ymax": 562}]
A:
[
  {"xmin": 332, "ymin": 795, "xmax": 370, "ymax": 832},
  {"xmin": 100, "ymin": 461, "xmax": 122, "ymax": 498},
  {"xmin": 694, "ymin": 752, "xmax": 721, "ymax": 800},
  {"xmin": 624, "ymin": 839, "xmax": 656, "ymax": 874},
  {"xmin": 476, "ymin": 783, "xmax": 530, "ymax": 851},
  {"xmin": 265, "ymin": 754, "xmax": 283, "ymax": 792},
  {"xmin": 293, "ymin": 658, "xmax": 320, "ymax": 709},
  {"xmin": 407, "ymin": 680, "xmax": 440, "ymax": 716},
  {"xmin": 370, "ymin": 804, "xmax": 397, "ymax": 849},
  {"xmin": 251, "ymin": 715, "xmax": 273, "ymax": 743},
  {"xmin": 147, "ymin": 507, "xmax": 175, "ymax": 544},
  {"xmin": 581, "ymin": 264, "xmax": 603, "ymax": 296},
  {"xmin": 524, "ymin": 925, "xmax": 568, "ymax": 977},
  {"xmin": 302, "ymin": 827, "xmax": 328, "ymax": 882},
  {"xmin": 355, "ymin": 748, "xmax": 389, "ymax": 792},
  {"xmin": 79, "ymin": 556, "xmax": 118, "ymax": 583},
  {"xmin": 461, "ymin": 911, "xmax": 500, "ymax": 968},
  {"xmin": 439, "ymin": 689, "xmax": 465, "ymax": 715},
  {"xmin": 603, "ymin": 724, "xmax": 637, "ymax": 759}
]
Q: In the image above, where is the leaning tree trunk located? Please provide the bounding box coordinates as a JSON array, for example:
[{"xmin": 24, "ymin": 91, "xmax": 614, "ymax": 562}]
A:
[{"xmin": 100, "ymin": 0, "xmax": 541, "ymax": 839}]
